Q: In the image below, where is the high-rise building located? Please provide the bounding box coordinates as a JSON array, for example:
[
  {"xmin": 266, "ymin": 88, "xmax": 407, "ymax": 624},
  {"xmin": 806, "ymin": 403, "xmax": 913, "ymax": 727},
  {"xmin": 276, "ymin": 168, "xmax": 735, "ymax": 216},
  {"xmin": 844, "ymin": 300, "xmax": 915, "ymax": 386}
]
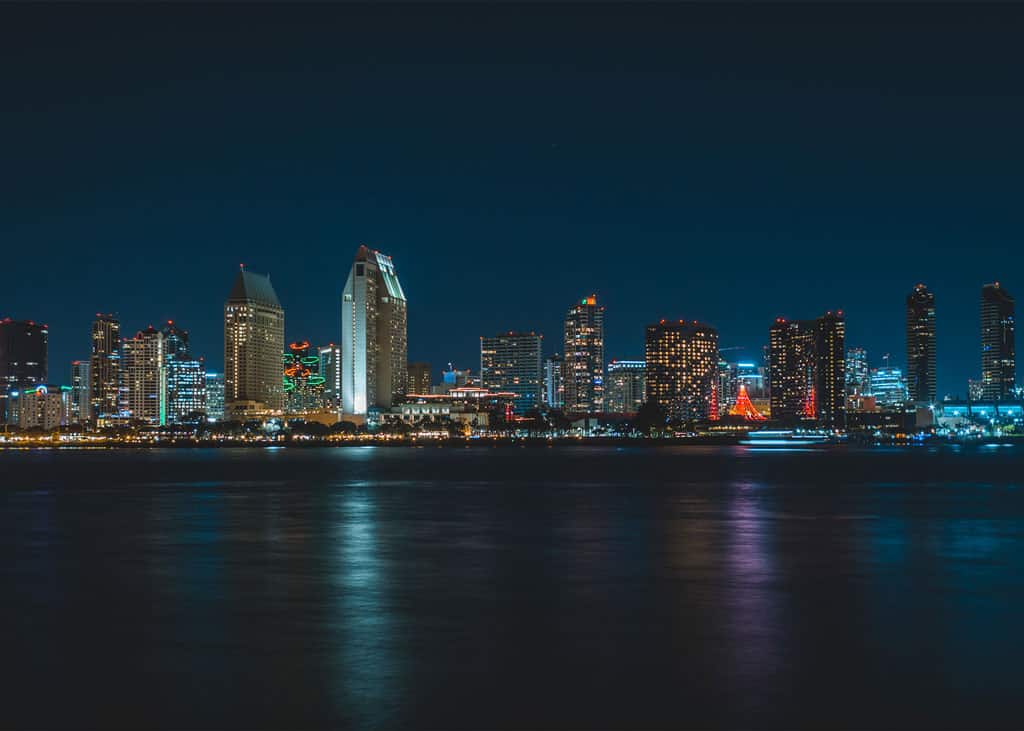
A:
[
  {"xmin": 161, "ymin": 321, "xmax": 205, "ymax": 423},
  {"xmin": 768, "ymin": 312, "xmax": 846, "ymax": 428},
  {"xmin": 845, "ymin": 347, "xmax": 870, "ymax": 396},
  {"xmin": 480, "ymin": 332, "xmax": 542, "ymax": 414},
  {"xmin": 341, "ymin": 245, "xmax": 408, "ymax": 415},
  {"xmin": 284, "ymin": 341, "xmax": 326, "ymax": 412},
  {"xmin": 18, "ymin": 384, "xmax": 70, "ymax": 430},
  {"xmin": 69, "ymin": 360, "xmax": 91, "ymax": 424},
  {"xmin": 605, "ymin": 360, "xmax": 646, "ymax": 414},
  {"xmin": 122, "ymin": 326, "xmax": 166, "ymax": 425},
  {"xmin": 906, "ymin": 284, "xmax": 937, "ymax": 403},
  {"xmin": 408, "ymin": 361, "xmax": 432, "ymax": 395},
  {"xmin": 563, "ymin": 295, "xmax": 605, "ymax": 413},
  {"xmin": 871, "ymin": 365, "xmax": 909, "ymax": 406},
  {"xmin": 645, "ymin": 320, "xmax": 719, "ymax": 421},
  {"xmin": 90, "ymin": 314, "xmax": 121, "ymax": 421},
  {"xmin": 0, "ymin": 318, "xmax": 48, "ymax": 390},
  {"xmin": 225, "ymin": 268, "xmax": 285, "ymax": 419},
  {"xmin": 981, "ymin": 282, "xmax": 1015, "ymax": 401},
  {"xmin": 318, "ymin": 344, "xmax": 342, "ymax": 407},
  {"xmin": 205, "ymin": 372, "xmax": 225, "ymax": 421},
  {"xmin": 543, "ymin": 354, "xmax": 565, "ymax": 409}
]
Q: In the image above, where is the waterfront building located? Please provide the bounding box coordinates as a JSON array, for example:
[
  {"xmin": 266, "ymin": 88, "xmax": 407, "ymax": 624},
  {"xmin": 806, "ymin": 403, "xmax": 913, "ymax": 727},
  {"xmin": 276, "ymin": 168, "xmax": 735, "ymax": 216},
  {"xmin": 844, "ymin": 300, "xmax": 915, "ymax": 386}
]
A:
[
  {"xmin": 70, "ymin": 360, "xmax": 91, "ymax": 424},
  {"xmin": 845, "ymin": 347, "xmax": 870, "ymax": 396},
  {"xmin": 17, "ymin": 384, "xmax": 70, "ymax": 430},
  {"xmin": 224, "ymin": 268, "xmax": 285, "ymax": 419},
  {"xmin": 341, "ymin": 245, "xmax": 408, "ymax": 415},
  {"xmin": 480, "ymin": 332, "xmax": 542, "ymax": 414},
  {"xmin": 768, "ymin": 312, "xmax": 846, "ymax": 429},
  {"xmin": 205, "ymin": 372, "xmax": 225, "ymax": 421},
  {"xmin": 981, "ymin": 282, "xmax": 1015, "ymax": 401},
  {"xmin": 408, "ymin": 361, "xmax": 432, "ymax": 395},
  {"xmin": 605, "ymin": 360, "xmax": 645, "ymax": 414},
  {"xmin": 563, "ymin": 295, "xmax": 605, "ymax": 413},
  {"xmin": 284, "ymin": 341, "xmax": 326, "ymax": 412},
  {"xmin": 318, "ymin": 344, "xmax": 342, "ymax": 406},
  {"xmin": 645, "ymin": 320, "xmax": 719, "ymax": 421},
  {"xmin": 544, "ymin": 354, "xmax": 565, "ymax": 409},
  {"xmin": 161, "ymin": 321, "xmax": 205, "ymax": 423},
  {"xmin": 906, "ymin": 284, "xmax": 937, "ymax": 403},
  {"xmin": 122, "ymin": 326, "xmax": 166, "ymax": 425},
  {"xmin": 0, "ymin": 318, "xmax": 48, "ymax": 424},
  {"xmin": 90, "ymin": 314, "xmax": 121, "ymax": 421},
  {"xmin": 871, "ymin": 365, "xmax": 909, "ymax": 406}
]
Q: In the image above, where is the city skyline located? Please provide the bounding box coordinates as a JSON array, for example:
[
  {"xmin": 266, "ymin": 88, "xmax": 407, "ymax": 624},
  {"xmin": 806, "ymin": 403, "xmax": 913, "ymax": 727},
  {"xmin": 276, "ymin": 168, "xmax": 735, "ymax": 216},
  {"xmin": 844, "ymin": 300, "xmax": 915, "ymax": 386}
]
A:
[{"xmin": 4, "ymin": 4, "xmax": 1024, "ymax": 399}]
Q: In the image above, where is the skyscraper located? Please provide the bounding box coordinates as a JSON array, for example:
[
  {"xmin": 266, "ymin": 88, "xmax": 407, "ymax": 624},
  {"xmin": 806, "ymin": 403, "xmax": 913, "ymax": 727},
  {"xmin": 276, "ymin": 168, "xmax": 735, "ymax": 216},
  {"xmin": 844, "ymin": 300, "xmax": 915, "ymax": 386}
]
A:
[
  {"xmin": 341, "ymin": 245, "xmax": 408, "ymax": 415},
  {"xmin": 122, "ymin": 326, "xmax": 166, "ymax": 425},
  {"xmin": 162, "ymin": 321, "xmax": 205, "ymax": 423},
  {"xmin": 0, "ymin": 318, "xmax": 48, "ymax": 424},
  {"xmin": 981, "ymin": 282, "xmax": 1015, "ymax": 401},
  {"xmin": 408, "ymin": 362, "xmax": 432, "ymax": 395},
  {"xmin": 318, "ymin": 344, "xmax": 342, "ymax": 407},
  {"xmin": 69, "ymin": 360, "xmax": 91, "ymax": 424},
  {"xmin": 906, "ymin": 284, "xmax": 937, "ymax": 403},
  {"xmin": 480, "ymin": 332, "xmax": 542, "ymax": 414},
  {"xmin": 284, "ymin": 341, "xmax": 326, "ymax": 412},
  {"xmin": 769, "ymin": 312, "xmax": 846, "ymax": 428},
  {"xmin": 645, "ymin": 320, "xmax": 719, "ymax": 421},
  {"xmin": 605, "ymin": 360, "xmax": 646, "ymax": 414},
  {"xmin": 90, "ymin": 314, "xmax": 121, "ymax": 421},
  {"xmin": 204, "ymin": 372, "xmax": 225, "ymax": 421},
  {"xmin": 543, "ymin": 354, "xmax": 565, "ymax": 409},
  {"xmin": 563, "ymin": 295, "xmax": 605, "ymax": 413},
  {"xmin": 845, "ymin": 347, "xmax": 870, "ymax": 396},
  {"xmin": 224, "ymin": 268, "xmax": 285, "ymax": 419}
]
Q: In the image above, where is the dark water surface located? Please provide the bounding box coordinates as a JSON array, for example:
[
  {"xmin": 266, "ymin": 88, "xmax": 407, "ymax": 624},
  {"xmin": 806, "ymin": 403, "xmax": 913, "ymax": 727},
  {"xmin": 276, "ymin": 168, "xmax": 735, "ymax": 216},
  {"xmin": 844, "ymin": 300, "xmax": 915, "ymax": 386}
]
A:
[{"xmin": 3, "ymin": 445, "xmax": 1024, "ymax": 729}]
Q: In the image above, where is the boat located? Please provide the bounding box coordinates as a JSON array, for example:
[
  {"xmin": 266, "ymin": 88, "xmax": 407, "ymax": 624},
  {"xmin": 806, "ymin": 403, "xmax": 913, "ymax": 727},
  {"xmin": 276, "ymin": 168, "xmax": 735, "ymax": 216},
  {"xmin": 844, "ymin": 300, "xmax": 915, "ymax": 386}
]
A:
[{"xmin": 740, "ymin": 429, "xmax": 833, "ymax": 447}]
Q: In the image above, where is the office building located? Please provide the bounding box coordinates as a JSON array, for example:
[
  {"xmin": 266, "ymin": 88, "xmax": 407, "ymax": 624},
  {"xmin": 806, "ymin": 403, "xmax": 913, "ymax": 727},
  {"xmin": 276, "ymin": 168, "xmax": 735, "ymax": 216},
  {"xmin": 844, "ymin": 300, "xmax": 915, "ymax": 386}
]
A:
[
  {"xmin": 0, "ymin": 318, "xmax": 48, "ymax": 389},
  {"xmin": 906, "ymin": 284, "xmax": 937, "ymax": 403},
  {"xmin": 341, "ymin": 245, "xmax": 408, "ymax": 415},
  {"xmin": 563, "ymin": 295, "xmax": 605, "ymax": 412},
  {"xmin": 408, "ymin": 361, "xmax": 432, "ymax": 395},
  {"xmin": 161, "ymin": 321, "xmax": 205, "ymax": 423},
  {"xmin": 318, "ymin": 344, "xmax": 342, "ymax": 406},
  {"xmin": 544, "ymin": 354, "xmax": 565, "ymax": 409},
  {"xmin": 18, "ymin": 384, "xmax": 71, "ymax": 430},
  {"xmin": 645, "ymin": 320, "xmax": 719, "ymax": 421},
  {"xmin": 981, "ymin": 282, "xmax": 1015, "ymax": 401},
  {"xmin": 845, "ymin": 347, "xmax": 870, "ymax": 396},
  {"xmin": 225, "ymin": 268, "xmax": 285, "ymax": 419},
  {"xmin": 70, "ymin": 360, "xmax": 91, "ymax": 424},
  {"xmin": 90, "ymin": 314, "xmax": 121, "ymax": 421},
  {"xmin": 205, "ymin": 372, "xmax": 225, "ymax": 421},
  {"xmin": 122, "ymin": 326, "xmax": 166, "ymax": 425},
  {"xmin": 605, "ymin": 360, "xmax": 645, "ymax": 414},
  {"xmin": 284, "ymin": 340, "xmax": 326, "ymax": 412},
  {"xmin": 480, "ymin": 332, "xmax": 542, "ymax": 414},
  {"xmin": 768, "ymin": 312, "xmax": 846, "ymax": 428},
  {"xmin": 871, "ymin": 366, "xmax": 909, "ymax": 406}
]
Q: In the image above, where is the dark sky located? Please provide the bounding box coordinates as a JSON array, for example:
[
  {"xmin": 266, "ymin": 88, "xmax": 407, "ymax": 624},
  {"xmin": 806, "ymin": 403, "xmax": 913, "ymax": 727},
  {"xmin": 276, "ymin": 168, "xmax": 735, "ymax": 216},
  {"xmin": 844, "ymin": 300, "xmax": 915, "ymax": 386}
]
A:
[{"xmin": 3, "ymin": 4, "xmax": 1022, "ymax": 397}]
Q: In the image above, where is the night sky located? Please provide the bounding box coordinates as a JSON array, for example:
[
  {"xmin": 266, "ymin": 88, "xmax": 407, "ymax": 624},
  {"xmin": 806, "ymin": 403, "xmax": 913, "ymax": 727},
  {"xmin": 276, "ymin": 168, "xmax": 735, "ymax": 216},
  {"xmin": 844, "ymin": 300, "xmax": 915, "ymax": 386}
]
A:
[{"xmin": 3, "ymin": 4, "xmax": 1022, "ymax": 397}]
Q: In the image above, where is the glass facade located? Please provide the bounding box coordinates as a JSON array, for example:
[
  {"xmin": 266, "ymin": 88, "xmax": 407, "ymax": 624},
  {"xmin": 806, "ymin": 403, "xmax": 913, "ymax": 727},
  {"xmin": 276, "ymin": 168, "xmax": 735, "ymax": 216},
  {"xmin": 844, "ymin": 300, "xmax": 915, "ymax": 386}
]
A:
[
  {"xmin": 90, "ymin": 314, "xmax": 121, "ymax": 421},
  {"xmin": 906, "ymin": 284, "xmax": 937, "ymax": 402},
  {"xmin": 981, "ymin": 282, "xmax": 1015, "ymax": 401},
  {"xmin": 605, "ymin": 360, "xmax": 645, "ymax": 414},
  {"xmin": 871, "ymin": 366, "xmax": 909, "ymax": 406},
  {"xmin": 480, "ymin": 332, "xmax": 542, "ymax": 414}
]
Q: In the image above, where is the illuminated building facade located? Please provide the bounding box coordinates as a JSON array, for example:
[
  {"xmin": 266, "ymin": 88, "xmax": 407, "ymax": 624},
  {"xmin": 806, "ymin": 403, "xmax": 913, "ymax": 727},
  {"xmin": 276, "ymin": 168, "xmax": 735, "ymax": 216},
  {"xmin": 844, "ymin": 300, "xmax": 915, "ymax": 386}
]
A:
[
  {"xmin": 18, "ymin": 384, "xmax": 71, "ymax": 430},
  {"xmin": 90, "ymin": 314, "xmax": 121, "ymax": 421},
  {"xmin": 906, "ymin": 284, "xmax": 937, "ymax": 403},
  {"xmin": 544, "ymin": 354, "xmax": 565, "ymax": 409},
  {"xmin": 0, "ymin": 318, "xmax": 48, "ymax": 424},
  {"xmin": 318, "ymin": 344, "xmax": 342, "ymax": 407},
  {"xmin": 205, "ymin": 372, "xmax": 225, "ymax": 421},
  {"xmin": 162, "ymin": 321, "xmax": 205, "ymax": 423},
  {"xmin": 845, "ymin": 347, "xmax": 870, "ymax": 396},
  {"xmin": 122, "ymin": 326, "xmax": 166, "ymax": 425},
  {"xmin": 408, "ymin": 361, "xmax": 432, "ymax": 395},
  {"xmin": 341, "ymin": 245, "xmax": 408, "ymax": 415},
  {"xmin": 224, "ymin": 268, "xmax": 285, "ymax": 419},
  {"xmin": 769, "ymin": 312, "xmax": 846, "ymax": 428},
  {"xmin": 981, "ymin": 282, "xmax": 1015, "ymax": 401},
  {"xmin": 284, "ymin": 341, "xmax": 326, "ymax": 412},
  {"xmin": 871, "ymin": 366, "xmax": 909, "ymax": 405},
  {"xmin": 645, "ymin": 321, "xmax": 719, "ymax": 421},
  {"xmin": 563, "ymin": 295, "xmax": 604, "ymax": 413},
  {"xmin": 605, "ymin": 360, "xmax": 645, "ymax": 414},
  {"xmin": 480, "ymin": 332, "xmax": 542, "ymax": 414},
  {"xmin": 70, "ymin": 360, "xmax": 91, "ymax": 424}
]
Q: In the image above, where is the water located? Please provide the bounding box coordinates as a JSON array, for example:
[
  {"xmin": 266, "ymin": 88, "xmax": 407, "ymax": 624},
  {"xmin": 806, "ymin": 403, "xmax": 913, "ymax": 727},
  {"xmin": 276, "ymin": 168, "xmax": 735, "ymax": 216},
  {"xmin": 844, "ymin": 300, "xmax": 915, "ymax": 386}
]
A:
[{"xmin": 2, "ymin": 444, "xmax": 1024, "ymax": 729}]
